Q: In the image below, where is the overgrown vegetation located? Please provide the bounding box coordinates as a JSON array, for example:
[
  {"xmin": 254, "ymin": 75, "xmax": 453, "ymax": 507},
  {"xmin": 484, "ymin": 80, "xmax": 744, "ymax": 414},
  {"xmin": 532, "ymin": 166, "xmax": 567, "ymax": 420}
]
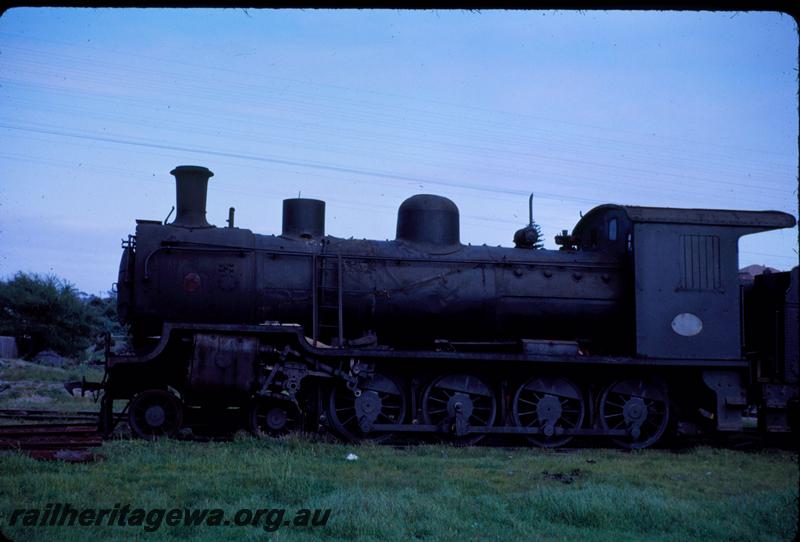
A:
[{"xmin": 0, "ymin": 272, "xmax": 124, "ymax": 360}]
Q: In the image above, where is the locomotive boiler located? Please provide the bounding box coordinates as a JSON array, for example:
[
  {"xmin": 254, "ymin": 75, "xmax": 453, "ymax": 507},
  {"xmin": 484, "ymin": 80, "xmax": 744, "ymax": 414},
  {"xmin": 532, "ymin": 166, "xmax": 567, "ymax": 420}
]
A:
[
  {"xmin": 101, "ymin": 165, "xmax": 799, "ymax": 448},
  {"xmin": 120, "ymin": 167, "xmax": 629, "ymax": 352}
]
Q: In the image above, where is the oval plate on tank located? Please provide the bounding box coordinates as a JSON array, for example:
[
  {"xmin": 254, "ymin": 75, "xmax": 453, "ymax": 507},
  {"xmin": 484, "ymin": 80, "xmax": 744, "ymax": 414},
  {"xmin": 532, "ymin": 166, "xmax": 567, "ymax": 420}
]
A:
[{"xmin": 671, "ymin": 312, "xmax": 703, "ymax": 337}]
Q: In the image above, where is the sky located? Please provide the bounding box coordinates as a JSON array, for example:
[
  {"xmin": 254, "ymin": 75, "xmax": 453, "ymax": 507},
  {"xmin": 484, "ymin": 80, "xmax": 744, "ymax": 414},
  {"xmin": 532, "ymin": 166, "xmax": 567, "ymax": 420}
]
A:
[{"xmin": 0, "ymin": 9, "xmax": 797, "ymax": 295}]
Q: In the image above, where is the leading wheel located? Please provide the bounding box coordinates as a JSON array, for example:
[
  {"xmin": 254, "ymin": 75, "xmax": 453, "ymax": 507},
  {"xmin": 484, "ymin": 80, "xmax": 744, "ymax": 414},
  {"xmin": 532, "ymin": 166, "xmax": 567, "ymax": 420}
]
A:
[
  {"xmin": 421, "ymin": 374, "xmax": 496, "ymax": 445},
  {"xmin": 128, "ymin": 389, "xmax": 183, "ymax": 439},
  {"xmin": 599, "ymin": 378, "xmax": 669, "ymax": 449},
  {"xmin": 249, "ymin": 400, "xmax": 300, "ymax": 437},
  {"xmin": 512, "ymin": 376, "xmax": 585, "ymax": 448},
  {"xmin": 328, "ymin": 372, "xmax": 406, "ymax": 442}
]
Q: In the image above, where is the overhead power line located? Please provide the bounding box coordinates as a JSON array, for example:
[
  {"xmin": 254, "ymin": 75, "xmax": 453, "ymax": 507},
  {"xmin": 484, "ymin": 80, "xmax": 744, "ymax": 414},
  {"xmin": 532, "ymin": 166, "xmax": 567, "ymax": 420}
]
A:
[
  {"xmin": 0, "ymin": 122, "xmax": 606, "ymax": 205},
  {"xmin": 0, "ymin": 31, "xmax": 794, "ymax": 161}
]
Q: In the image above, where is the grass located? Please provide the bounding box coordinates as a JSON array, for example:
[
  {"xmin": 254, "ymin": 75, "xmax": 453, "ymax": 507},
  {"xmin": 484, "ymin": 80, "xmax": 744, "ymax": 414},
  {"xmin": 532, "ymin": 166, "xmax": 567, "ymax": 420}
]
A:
[
  {"xmin": 0, "ymin": 439, "xmax": 797, "ymax": 541},
  {"xmin": 0, "ymin": 358, "xmax": 104, "ymax": 411},
  {"xmin": 0, "ymin": 358, "xmax": 797, "ymax": 541}
]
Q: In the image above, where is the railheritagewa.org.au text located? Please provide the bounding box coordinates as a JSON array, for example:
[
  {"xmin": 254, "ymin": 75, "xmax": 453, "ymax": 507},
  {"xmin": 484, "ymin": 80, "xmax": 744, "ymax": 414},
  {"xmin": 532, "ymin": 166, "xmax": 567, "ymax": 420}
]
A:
[{"xmin": 6, "ymin": 503, "xmax": 331, "ymax": 532}]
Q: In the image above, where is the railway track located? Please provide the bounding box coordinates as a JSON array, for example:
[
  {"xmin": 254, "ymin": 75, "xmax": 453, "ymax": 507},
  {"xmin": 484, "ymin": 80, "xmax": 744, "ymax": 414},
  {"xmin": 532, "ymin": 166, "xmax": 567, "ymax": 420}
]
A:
[
  {"xmin": 0, "ymin": 408, "xmax": 102, "ymax": 422},
  {"xmin": 0, "ymin": 410, "xmax": 109, "ymax": 461},
  {"xmin": 0, "ymin": 423, "xmax": 102, "ymax": 449}
]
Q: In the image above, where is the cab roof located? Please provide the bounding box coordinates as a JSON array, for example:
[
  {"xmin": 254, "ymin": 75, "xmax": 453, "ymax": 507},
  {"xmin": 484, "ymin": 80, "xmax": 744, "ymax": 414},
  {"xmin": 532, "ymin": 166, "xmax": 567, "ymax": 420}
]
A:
[{"xmin": 576, "ymin": 204, "xmax": 796, "ymax": 230}]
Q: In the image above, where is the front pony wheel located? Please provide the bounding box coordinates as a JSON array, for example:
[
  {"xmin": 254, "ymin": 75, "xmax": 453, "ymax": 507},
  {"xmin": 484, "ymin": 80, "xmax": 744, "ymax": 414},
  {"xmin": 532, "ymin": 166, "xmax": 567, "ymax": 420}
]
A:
[{"xmin": 128, "ymin": 389, "xmax": 184, "ymax": 439}]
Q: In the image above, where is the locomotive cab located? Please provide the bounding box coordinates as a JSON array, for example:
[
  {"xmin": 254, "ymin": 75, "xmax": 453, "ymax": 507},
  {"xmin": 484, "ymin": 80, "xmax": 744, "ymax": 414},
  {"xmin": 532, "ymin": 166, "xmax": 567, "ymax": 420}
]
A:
[
  {"xmin": 574, "ymin": 205, "xmax": 795, "ymax": 360},
  {"xmin": 572, "ymin": 205, "xmax": 633, "ymax": 254}
]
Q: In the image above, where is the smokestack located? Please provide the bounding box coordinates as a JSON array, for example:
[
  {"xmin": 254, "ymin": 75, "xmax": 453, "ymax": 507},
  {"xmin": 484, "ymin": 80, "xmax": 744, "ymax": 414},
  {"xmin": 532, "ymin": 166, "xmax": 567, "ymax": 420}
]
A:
[{"xmin": 170, "ymin": 165, "xmax": 214, "ymax": 228}]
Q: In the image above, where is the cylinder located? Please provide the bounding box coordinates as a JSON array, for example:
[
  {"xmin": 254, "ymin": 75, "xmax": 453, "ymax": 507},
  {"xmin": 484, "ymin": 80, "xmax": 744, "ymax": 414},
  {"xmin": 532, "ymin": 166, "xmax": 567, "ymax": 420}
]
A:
[
  {"xmin": 282, "ymin": 198, "xmax": 325, "ymax": 239},
  {"xmin": 170, "ymin": 165, "xmax": 214, "ymax": 228},
  {"xmin": 396, "ymin": 194, "xmax": 460, "ymax": 246}
]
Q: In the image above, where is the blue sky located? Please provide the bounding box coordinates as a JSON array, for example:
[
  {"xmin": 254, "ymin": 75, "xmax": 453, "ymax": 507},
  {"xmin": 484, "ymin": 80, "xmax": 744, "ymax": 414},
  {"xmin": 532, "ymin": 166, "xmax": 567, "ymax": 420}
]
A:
[{"xmin": 0, "ymin": 9, "xmax": 797, "ymax": 294}]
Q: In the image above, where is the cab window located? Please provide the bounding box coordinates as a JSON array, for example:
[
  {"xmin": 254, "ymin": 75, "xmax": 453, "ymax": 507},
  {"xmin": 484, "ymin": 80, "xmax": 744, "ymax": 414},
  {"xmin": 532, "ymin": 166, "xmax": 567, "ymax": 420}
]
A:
[{"xmin": 608, "ymin": 218, "xmax": 618, "ymax": 241}]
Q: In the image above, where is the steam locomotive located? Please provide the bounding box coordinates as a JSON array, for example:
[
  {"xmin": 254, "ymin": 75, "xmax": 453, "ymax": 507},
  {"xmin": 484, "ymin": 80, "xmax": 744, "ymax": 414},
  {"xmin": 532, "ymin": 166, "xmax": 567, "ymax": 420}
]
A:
[{"xmin": 98, "ymin": 165, "xmax": 798, "ymax": 448}]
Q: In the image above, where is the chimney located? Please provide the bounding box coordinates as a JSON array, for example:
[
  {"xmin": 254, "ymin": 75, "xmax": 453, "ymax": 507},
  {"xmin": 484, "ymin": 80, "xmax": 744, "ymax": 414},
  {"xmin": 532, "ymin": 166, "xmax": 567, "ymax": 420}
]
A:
[{"xmin": 170, "ymin": 165, "xmax": 214, "ymax": 228}]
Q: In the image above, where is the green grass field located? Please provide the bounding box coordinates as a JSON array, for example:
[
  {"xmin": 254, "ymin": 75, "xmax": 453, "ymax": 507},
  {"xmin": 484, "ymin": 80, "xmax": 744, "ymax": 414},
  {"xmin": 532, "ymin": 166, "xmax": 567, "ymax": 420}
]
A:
[{"xmin": 0, "ymin": 358, "xmax": 797, "ymax": 541}]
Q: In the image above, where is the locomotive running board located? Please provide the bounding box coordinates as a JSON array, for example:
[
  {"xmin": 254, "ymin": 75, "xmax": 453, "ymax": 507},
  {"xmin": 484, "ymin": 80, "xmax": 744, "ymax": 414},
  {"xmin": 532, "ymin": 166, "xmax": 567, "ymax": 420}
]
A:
[{"xmin": 109, "ymin": 322, "xmax": 751, "ymax": 369}]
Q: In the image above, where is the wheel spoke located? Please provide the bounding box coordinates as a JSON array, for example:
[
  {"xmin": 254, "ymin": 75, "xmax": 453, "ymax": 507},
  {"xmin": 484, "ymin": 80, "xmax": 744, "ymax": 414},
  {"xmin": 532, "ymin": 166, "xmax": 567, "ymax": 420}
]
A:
[
  {"xmin": 377, "ymin": 412, "xmax": 395, "ymax": 423},
  {"xmin": 471, "ymin": 414, "xmax": 489, "ymax": 425}
]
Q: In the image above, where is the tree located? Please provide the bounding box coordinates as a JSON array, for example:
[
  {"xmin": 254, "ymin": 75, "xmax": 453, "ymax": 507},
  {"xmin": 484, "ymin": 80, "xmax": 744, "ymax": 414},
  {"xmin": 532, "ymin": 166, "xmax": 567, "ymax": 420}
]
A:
[{"xmin": 0, "ymin": 272, "xmax": 101, "ymax": 358}]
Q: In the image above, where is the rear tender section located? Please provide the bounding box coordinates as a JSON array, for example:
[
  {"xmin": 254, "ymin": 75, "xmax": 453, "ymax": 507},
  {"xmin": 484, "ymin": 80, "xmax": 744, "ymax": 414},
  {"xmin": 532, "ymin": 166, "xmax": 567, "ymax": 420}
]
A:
[{"xmin": 744, "ymin": 267, "xmax": 799, "ymax": 432}]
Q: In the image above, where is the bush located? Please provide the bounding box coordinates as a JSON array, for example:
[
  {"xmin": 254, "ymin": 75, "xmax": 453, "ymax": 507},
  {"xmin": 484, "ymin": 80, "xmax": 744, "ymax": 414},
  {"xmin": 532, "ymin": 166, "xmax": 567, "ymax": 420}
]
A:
[{"xmin": 0, "ymin": 272, "xmax": 118, "ymax": 359}]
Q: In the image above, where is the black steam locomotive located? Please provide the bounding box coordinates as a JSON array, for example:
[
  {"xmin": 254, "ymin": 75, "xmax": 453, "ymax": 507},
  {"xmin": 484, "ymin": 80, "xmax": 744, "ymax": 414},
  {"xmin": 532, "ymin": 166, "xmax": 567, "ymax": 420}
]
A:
[{"xmin": 98, "ymin": 165, "xmax": 798, "ymax": 448}]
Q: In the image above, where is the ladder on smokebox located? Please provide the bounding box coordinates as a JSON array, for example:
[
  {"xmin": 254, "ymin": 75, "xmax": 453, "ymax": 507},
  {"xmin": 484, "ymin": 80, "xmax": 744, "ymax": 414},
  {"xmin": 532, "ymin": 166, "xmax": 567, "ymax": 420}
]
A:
[{"xmin": 312, "ymin": 253, "xmax": 344, "ymax": 347}]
